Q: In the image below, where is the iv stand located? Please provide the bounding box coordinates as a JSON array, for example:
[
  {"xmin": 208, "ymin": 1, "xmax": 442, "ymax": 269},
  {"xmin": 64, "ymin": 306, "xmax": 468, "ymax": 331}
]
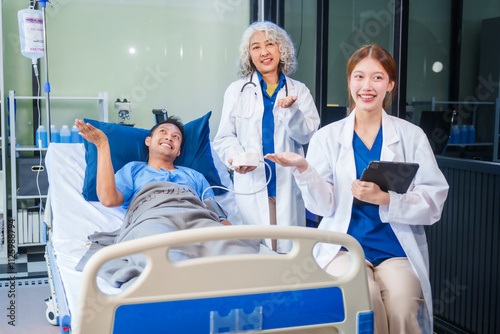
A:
[{"xmin": 38, "ymin": 0, "xmax": 51, "ymax": 142}]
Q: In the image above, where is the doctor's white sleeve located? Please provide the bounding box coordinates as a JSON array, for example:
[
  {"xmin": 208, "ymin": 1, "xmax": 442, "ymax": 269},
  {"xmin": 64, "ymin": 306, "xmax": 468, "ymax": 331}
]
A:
[
  {"xmin": 280, "ymin": 85, "xmax": 320, "ymax": 145},
  {"xmin": 292, "ymin": 135, "xmax": 337, "ymax": 217},
  {"xmin": 379, "ymin": 136, "xmax": 449, "ymax": 226},
  {"xmin": 213, "ymin": 86, "xmax": 245, "ymax": 167}
]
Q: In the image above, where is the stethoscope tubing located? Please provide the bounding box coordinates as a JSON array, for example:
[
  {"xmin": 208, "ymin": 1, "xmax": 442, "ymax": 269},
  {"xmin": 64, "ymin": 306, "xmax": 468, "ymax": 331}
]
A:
[{"xmin": 240, "ymin": 71, "xmax": 288, "ymax": 97}]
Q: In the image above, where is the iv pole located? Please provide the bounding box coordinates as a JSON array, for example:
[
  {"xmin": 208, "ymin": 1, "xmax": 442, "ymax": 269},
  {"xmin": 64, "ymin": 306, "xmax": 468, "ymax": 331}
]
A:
[{"xmin": 38, "ymin": 0, "xmax": 51, "ymax": 142}]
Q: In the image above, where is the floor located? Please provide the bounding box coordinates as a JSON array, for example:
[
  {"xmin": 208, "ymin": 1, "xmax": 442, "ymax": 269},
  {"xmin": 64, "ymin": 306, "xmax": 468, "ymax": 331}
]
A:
[
  {"xmin": 0, "ymin": 245, "xmax": 48, "ymax": 280},
  {"xmin": 0, "ymin": 245, "xmax": 59, "ymax": 333},
  {"xmin": 0, "ymin": 277, "xmax": 59, "ymax": 333}
]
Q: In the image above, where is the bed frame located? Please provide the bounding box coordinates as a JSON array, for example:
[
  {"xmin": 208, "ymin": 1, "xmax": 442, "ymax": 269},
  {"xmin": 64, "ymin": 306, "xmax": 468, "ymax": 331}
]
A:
[
  {"xmin": 43, "ymin": 143, "xmax": 373, "ymax": 333},
  {"xmin": 73, "ymin": 225, "xmax": 373, "ymax": 333}
]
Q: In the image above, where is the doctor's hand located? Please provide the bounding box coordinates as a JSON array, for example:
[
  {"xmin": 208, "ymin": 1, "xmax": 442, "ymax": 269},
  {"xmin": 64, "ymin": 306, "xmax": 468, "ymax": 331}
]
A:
[
  {"xmin": 264, "ymin": 152, "xmax": 308, "ymax": 173},
  {"xmin": 351, "ymin": 180, "xmax": 390, "ymax": 206},
  {"xmin": 276, "ymin": 96, "xmax": 297, "ymax": 108},
  {"xmin": 229, "ymin": 159, "xmax": 257, "ymax": 174},
  {"xmin": 75, "ymin": 119, "xmax": 108, "ymax": 148}
]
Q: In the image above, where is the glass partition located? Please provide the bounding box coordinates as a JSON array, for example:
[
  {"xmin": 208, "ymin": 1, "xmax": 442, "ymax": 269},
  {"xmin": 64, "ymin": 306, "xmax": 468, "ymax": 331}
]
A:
[
  {"xmin": 327, "ymin": 1, "xmax": 394, "ymax": 109},
  {"xmin": 406, "ymin": 1, "xmax": 451, "ymax": 105},
  {"xmin": 461, "ymin": 0, "xmax": 500, "ymax": 161},
  {"xmin": 284, "ymin": 0, "xmax": 317, "ymax": 96},
  {"xmin": 407, "ymin": 0, "xmax": 500, "ymax": 161}
]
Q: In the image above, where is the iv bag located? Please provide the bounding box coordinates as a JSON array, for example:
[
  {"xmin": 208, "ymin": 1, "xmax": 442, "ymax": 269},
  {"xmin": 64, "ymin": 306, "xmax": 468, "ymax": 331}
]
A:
[{"xmin": 18, "ymin": 8, "xmax": 44, "ymax": 63}]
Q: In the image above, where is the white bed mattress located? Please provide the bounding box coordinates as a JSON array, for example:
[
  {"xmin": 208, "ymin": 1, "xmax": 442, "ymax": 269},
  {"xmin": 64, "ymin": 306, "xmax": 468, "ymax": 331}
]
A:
[{"xmin": 45, "ymin": 143, "xmax": 239, "ymax": 327}]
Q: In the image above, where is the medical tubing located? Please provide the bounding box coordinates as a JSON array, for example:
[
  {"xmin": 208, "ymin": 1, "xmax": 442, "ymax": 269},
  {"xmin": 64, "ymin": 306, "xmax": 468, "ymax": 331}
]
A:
[
  {"xmin": 34, "ymin": 70, "xmax": 45, "ymax": 219},
  {"xmin": 201, "ymin": 160, "xmax": 272, "ymax": 205},
  {"xmin": 32, "ymin": 61, "xmax": 39, "ymax": 77}
]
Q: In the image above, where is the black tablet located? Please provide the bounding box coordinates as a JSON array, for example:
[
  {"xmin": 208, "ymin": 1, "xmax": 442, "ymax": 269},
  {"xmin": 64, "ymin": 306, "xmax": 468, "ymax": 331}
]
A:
[{"xmin": 354, "ymin": 161, "xmax": 419, "ymax": 205}]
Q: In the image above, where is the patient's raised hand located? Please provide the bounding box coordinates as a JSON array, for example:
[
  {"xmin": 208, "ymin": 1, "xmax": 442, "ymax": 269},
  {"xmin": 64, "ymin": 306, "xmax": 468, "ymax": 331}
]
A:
[{"xmin": 74, "ymin": 119, "xmax": 108, "ymax": 148}]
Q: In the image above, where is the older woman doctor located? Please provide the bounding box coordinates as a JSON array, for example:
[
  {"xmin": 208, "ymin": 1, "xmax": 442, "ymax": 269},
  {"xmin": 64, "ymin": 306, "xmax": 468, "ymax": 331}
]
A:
[
  {"xmin": 266, "ymin": 44, "xmax": 448, "ymax": 333},
  {"xmin": 213, "ymin": 21, "xmax": 320, "ymax": 253}
]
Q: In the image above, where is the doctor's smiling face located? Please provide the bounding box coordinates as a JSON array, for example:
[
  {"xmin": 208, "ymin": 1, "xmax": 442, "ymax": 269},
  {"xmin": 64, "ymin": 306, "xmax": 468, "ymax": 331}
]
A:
[
  {"xmin": 249, "ymin": 31, "xmax": 281, "ymax": 80},
  {"xmin": 347, "ymin": 44, "xmax": 397, "ymax": 114},
  {"xmin": 349, "ymin": 57, "xmax": 395, "ymax": 114}
]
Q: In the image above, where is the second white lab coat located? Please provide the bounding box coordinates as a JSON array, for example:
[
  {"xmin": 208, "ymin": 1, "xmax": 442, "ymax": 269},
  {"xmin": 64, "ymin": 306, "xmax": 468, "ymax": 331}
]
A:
[
  {"xmin": 293, "ymin": 109, "xmax": 449, "ymax": 334},
  {"xmin": 213, "ymin": 73, "xmax": 320, "ymax": 252}
]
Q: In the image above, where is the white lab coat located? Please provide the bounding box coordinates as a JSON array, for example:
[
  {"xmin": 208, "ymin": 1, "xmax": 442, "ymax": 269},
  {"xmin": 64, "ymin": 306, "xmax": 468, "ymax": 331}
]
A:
[
  {"xmin": 213, "ymin": 73, "xmax": 320, "ymax": 252},
  {"xmin": 293, "ymin": 109, "xmax": 449, "ymax": 334}
]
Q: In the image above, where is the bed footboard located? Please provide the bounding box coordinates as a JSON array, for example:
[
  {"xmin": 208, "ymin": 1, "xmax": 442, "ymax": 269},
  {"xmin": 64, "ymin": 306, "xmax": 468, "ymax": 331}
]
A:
[{"xmin": 74, "ymin": 226, "xmax": 373, "ymax": 334}]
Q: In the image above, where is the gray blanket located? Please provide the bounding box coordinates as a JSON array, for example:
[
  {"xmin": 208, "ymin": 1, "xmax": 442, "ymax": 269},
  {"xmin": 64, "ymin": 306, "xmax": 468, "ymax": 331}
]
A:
[{"xmin": 76, "ymin": 181, "xmax": 260, "ymax": 288}]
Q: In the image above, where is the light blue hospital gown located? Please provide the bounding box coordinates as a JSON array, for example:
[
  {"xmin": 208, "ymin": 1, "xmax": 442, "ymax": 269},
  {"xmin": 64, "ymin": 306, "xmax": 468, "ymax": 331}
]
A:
[{"xmin": 115, "ymin": 161, "xmax": 215, "ymax": 210}]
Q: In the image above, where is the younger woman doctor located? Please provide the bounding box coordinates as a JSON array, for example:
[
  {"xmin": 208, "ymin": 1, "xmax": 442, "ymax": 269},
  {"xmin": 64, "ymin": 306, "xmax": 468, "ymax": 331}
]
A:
[
  {"xmin": 266, "ymin": 44, "xmax": 448, "ymax": 333},
  {"xmin": 213, "ymin": 21, "xmax": 320, "ymax": 253}
]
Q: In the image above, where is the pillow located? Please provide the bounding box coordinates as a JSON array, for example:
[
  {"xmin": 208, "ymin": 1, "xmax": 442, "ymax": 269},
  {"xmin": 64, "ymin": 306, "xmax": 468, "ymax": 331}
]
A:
[{"xmin": 82, "ymin": 111, "xmax": 224, "ymax": 201}]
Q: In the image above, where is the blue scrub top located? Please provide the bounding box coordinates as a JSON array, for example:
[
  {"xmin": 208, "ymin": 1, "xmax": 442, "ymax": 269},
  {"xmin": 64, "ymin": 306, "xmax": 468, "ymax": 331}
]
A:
[
  {"xmin": 257, "ymin": 71, "xmax": 286, "ymax": 197},
  {"xmin": 115, "ymin": 161, "xmax": 214, "ymax": 210},
  {"xmin": 349, "ymin": 127, "xmax": 406, "ymax": 265}
]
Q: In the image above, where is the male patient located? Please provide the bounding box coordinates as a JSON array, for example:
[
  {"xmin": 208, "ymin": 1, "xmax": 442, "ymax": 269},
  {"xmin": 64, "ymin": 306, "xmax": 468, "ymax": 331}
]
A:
[{"xmin": 74, "ymin": 116, "xmax": 259, "ymax": 287}]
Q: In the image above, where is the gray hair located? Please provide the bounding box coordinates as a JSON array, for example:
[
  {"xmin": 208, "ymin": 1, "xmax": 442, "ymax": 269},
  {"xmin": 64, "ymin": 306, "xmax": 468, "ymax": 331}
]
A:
[{"xmin": 237, "ymin": 21, "xmax": 297, "ymax": 78}]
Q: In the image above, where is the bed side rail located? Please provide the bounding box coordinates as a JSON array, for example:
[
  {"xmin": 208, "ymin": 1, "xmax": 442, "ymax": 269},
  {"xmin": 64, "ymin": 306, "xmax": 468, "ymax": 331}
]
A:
[{"xmin": 75, "ymin": 225, "xmax": 372, "ymax": 334}]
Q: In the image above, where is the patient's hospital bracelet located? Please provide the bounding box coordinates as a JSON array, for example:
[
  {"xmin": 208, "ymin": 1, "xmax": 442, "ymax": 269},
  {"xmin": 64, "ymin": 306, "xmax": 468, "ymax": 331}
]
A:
[{"xmin": 204, "ymin": 196, "xmax": 228, "ymax": 221}]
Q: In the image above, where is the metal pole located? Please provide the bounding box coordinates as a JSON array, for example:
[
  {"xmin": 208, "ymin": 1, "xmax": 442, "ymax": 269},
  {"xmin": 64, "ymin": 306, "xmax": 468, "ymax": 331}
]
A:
[
  {"xmin": 39, "ymin": 0, "xmax": 51, "ymax": 142},
  {"xmin": 258, "ymin": 0, "xmax": 265, "ymax": 21},
  {"xmin": 315, "ymin": 0, "xmax": 328, "ymax": 124},
  {"xmin": 392, "ymin": 0, "xmax": 409, "ymax": 118}
]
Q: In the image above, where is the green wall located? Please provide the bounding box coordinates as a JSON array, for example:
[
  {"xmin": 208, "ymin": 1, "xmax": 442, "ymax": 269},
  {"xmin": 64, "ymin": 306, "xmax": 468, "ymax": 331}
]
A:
[{"xmin": 3, "ymin": 0, "xmax": 250, "ymax": 143}]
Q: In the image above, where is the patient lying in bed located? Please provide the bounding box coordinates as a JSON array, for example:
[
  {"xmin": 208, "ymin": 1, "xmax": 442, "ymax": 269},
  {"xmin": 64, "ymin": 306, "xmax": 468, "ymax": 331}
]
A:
[{"xmin": 74, "ymin": 116, "xmax": 260, "ymax": 288}]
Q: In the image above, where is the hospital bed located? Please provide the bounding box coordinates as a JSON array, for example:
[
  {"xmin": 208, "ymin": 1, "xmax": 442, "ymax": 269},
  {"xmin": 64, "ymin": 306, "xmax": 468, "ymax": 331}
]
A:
[{"xmin": 43, "ymin": 117, "xmax": 373, "ymax": 333}]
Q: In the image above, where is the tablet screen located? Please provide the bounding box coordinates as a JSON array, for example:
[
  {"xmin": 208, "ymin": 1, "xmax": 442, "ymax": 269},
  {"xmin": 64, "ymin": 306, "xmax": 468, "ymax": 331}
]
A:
[{"xmin": 354, "ymin": 161, "xmax": 419, "ymax": 205}]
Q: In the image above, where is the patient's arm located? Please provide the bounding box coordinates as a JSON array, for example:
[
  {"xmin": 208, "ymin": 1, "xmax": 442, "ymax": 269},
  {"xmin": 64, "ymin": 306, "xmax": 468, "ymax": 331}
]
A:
[{"xmin": 74, "ymin": 119, "xmax": 124, "ymax": 207}]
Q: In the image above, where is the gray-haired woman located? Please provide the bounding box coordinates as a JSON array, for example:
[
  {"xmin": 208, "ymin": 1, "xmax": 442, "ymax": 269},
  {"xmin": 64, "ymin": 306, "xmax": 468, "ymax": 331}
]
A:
[{"xmin": 213, "ymin": 21, "xmax": 320, "ymax": 253}]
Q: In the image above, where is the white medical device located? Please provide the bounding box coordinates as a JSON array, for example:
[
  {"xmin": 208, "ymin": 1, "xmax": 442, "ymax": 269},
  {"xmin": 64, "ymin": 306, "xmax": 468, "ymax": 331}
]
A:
[
  {"xmin": 18, "ymin": 1, "xmax": 53, "ymax": 143},
  {"xmin": 231, "ymin": 152, "xmax": 261, "ymax": 167},
  {"xmin": 18, "ymin": 7, "xmax": 44, "ymax": 75},
  {"xmin": 114, "ymin": 99, "xmax": 133, "ymax": 125}
]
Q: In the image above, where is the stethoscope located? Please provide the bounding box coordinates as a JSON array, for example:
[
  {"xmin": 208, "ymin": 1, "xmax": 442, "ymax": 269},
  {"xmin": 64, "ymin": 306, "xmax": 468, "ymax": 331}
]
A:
[{"xmin": 240, "ymin": 71, "xmax": 289, "ymax": 97}]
